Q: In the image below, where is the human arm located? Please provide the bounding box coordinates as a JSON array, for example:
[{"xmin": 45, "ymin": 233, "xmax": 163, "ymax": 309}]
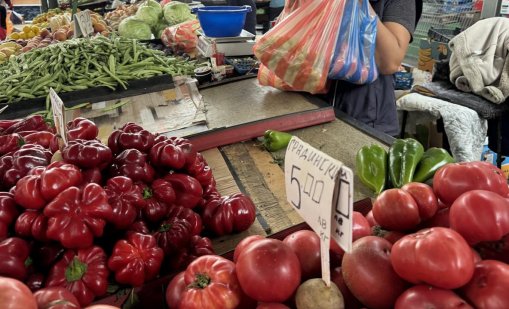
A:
[{"xmin": 369, "ymin": 1, "xmax": 416, "ymax": 75}]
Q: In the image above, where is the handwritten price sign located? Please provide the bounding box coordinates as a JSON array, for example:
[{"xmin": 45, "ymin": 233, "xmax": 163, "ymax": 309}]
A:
[
  {"xmin": 285, "ymin": 136, "xmax": 353, "ymax": 286},
  {"xmin": 74, "ymin": 10, "xmax": 94, "ymax": 38},
  {"xmin": 49, "ymin": 88, "xmax": 68, "ymax": 146}
]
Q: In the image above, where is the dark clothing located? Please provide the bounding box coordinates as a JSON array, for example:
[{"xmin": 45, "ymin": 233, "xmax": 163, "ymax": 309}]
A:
[
  {"xmin": 0, "ymin": 5, "xmax": 6, "ymax": 29},
  {"xmin": 331, "ymin": 0, "xmax": 422, "ymax": 136},
  {"xmin": 227, "ymin": 0, "xmax": 257, "ymax": 35}
]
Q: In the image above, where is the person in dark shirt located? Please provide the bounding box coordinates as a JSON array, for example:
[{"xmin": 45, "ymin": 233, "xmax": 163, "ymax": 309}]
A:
[
  {"xmin": 331, "ymin": 0, "xmax": 423, "ymax": 136},
  {"xmin": 0, "ymin": 5, "xmax": 7, "ymax": 41}
]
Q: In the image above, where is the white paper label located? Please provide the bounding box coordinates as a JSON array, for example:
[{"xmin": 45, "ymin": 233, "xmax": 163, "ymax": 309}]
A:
[
  {"xmin": 74, "ymin": 10, "xmax": 94, "ymax": 38},
  {"xmin": 49, "ymin": 88, "xmax": 68, "ymax": 146},
  {"xmin": 285, "ymin": 136, "xmax": 353, "ymax": 286},
  {"xmin": 331, "ymin": 165, "xmax": 354, "ymax": 253}
]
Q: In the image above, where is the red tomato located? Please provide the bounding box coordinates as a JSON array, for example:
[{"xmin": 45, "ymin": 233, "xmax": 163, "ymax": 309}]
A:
[
  {"xmin": 331, "ymin": 267, "xmax": 363, "ymax": 309},
  {"xmin": 373, "ymin": 189, "xmax": 420, "ymax": 231},
  {"xmin": 329, "ymin": 212, "xmax": 372, "ymax": 265},
  {"xmin": 84, "ymin": 306, "xmax": 120, "ymax": 309},
  {"xmin": 438, "ymin": 199, "xmax": 449, "ymax": 209},
  {"xmin": 433, "ymin": 161, "xmax": 509, "ymax": 206},
  {"xmin": 236, "ymin": 239, "xmax": 301, "ymax": 303},
  {"xmin": 365, "ymin": 210, "xmax": 378, "ymax": 227},
  {"xmin": 421, "ymin": 207, "xmax": 450, "ymax": 228},
  {"xmin": 450, "ymin": 190, "xmax": 509, "ymax": 245},
  {"xmin": 180, "ymin": 255, "xmax": 242, "ymax": 309},
  {"xmin": 256, "ymin": 303, "xmax": 290, "ymax": 309},
  {"xmin": 401, "ymin": 182, "xmax": 438, "ymax": 220},
  {"xmin": 283, "ymin": 230, "xmax": 321, "ymax": 280},
  {"xmin": 233, "ymin": 235, "xmax": 264, "ymax": 263},
  {"xmin": 34, "ymin": 287, "xmax": 80, "ymax": 309},
  {"xmin": 461, "ymin": 260, "xmax": 509, "ymax": 309},
  {"xmin": 342, "ymin": 236, "xmax": 408, "ymax": 309},
  {"xmin": 395, "ymin": 285, "xmax": 472, "ymax": 309},
  {"xmin": 352, "ymin": 211, "xmax": 372, "ymax": 240},
  {"xmin": 0, "ymin": 277, "xmax": 37, "ymax": 309},
  {"xmin": 165, "ymin": 272, "xmax": 186, "ymax": 309},
  {"xmin": 391, "ymin": 227, "xmax": 474, "ymax": 289}
]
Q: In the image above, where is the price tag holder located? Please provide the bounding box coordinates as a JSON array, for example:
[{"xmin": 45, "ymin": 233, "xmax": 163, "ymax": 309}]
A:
[
  {"xmin": 285, "ymin": 137, "xmax": 353, "ymax": 286},
  {"xmin": 74, "ymin": 10, "xmax": 94, "ymax": 38},
  {"xmin": 49, "ymin": 88, "xmax": 68, "ymax": 146}
]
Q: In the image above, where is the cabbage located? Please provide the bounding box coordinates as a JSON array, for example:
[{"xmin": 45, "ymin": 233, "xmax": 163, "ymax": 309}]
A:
[
  {"xmin": 163, "ymin": 1, "xmax": 194, "ymax": 25},
  {"xmin": 153, "ymin": 19, "xmax": 170, "ymax": 39},
  {"xmin": 118, "ymin": 16, "xmax": 153, "ymax": 40},
  {"xmin": 136, "ymin": 5, "xmax": 160, "ymax": 27},
  {"xmin": 143, "ymin": 0, "xmax": 163, "ymax": 18}
]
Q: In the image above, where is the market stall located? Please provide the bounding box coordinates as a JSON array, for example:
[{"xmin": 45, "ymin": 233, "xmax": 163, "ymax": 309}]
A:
[{"xmin": 1, "ymin": 0, "xmax": 509, "ymax": 309}]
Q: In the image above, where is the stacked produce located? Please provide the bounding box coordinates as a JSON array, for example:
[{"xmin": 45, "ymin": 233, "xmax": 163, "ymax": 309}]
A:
[
  {"xmin": 0, "ymin": 41, "xmax": 22, "ymax": 64},
  {"xmin": 0, "ymin": 36, "xmax": 197, "ymax": 103},
  {"xmin": 117, "ymin": 0, "xmax": 195, "ymax": 40},
  {"xmin": 163, "ymin": 160, "xmax": 509, "ymax": 309},
  {"xmin": 356, "ymin": 138, "xmax": 455, "ymax": 194},
  {"xmin": 32, "ymin": 8, "xmax": 73, "ymax": 29},
  {"xmin": 8, "ymin": 25, "xmax": 41, "ymax": 40},
  {"xmin": 0, "ymin": 115, "xmax": 257, "ymax": 307},
  {"xmin": 105, "ymin": 3, "xmax": 141, "ymax": 31}
]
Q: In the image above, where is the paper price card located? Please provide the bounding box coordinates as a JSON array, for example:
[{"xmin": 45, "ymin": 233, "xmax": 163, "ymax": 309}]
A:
[
  {"xmin": 285, "ymin": 136, "xmax": 353, "ymax": 286},
  {"xmin": 49, "ymin": 88, "xmax": 68, "ymax": 146},
  {"xmin": 74, "ymin": 10, "xmax": 94, "ymax": 38}
]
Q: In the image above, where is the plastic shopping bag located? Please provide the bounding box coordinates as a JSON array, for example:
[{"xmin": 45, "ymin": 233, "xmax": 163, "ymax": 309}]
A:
[
  {"xmin": 257, "ymin": 0, "xmax": 314, "ymax": 92},
  {"xmin": 161, "ymin": 20, "xmax": 201, "ymax": 53},
  {"xmin": 328, "ymin": 0, "xmax": 378, "ymax": 84},
  {"xmin": 254, "ymin": 0, "xmax": 346, "ymax": 94}
]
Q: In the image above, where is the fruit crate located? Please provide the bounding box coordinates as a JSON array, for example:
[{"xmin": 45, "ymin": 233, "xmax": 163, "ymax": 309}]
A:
[{"xmin": 93, "ymin": 198, "xmax": 373, "ymax": 308}]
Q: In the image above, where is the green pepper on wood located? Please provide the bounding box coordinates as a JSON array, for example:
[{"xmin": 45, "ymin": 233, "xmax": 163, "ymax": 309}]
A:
[
  {"xmin": 389, "ymin": 138, "xmax": 424, "ymax": 188},
  {"xmin": 263, "ymin": 130, "xmax": 293, "ymax": 152},
  {"xmin": 413, "ymin": 147, "xmax": 455, "ymax": 183},
  {"xmin": 356, "ymin": 144, "xmax": 388, "ymax": 195}
]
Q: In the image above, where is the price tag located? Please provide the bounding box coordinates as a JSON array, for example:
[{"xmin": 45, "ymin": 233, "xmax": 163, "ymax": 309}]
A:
[
  {"xmin": 331, "ymin": 162, "xmax": 354, "ymax": 253},
  {"xmin": 49, "ymin": 88, "xmax": 68, "ymax": 146},
  {"xmin": 74, "ymin": 10, "xmax": 94, "ymax": 38},
  {"xmin": 285, "ymin": 137, "xmax": 353, "ymax": 286}
]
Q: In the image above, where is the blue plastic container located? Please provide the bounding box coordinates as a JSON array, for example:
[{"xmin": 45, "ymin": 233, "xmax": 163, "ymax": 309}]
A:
[{"xmin": 193, "ymin": 6, "xmax": 252, "ymax": 38}]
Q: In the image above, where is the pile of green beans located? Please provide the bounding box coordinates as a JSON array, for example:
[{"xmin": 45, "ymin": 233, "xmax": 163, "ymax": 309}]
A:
[{"xmin": 0, "ymin": 36, "xmax": 197, "ymax": 103}]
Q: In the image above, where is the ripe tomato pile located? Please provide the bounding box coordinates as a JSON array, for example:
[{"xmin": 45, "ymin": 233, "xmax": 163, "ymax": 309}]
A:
[
  {"xmin": 0, "ymin": 115, "xmax": 257, "ymax": 307},
  {"xmin": 167, "ymin": 161, "xmax": 509, "ymax": 309}
]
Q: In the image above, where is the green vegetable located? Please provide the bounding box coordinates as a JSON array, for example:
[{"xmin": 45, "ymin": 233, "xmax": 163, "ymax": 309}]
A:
[
  {"xmin": 118, "ymin": 16, "xmax": 153, "ymax": 40},
  {"xmin": 389, "ymin": 138, "xmax": 424, "ymax": 188},
  {"xmin": 413, "ymin": 147, "xmax": 455, "ymax": 183},
  {"xmin": 143, "ymin": 0, "xmax": 163, "ymax": 17},
  {"xmin": 0, "ymin": 36, "xmax": 197, "ymax": 104},
  {"xmin": 356, "ymin": 144, "xmax": 387, "ymax": 195},
  {"xmin": 153, "ymin": 18, "xmax": 170, "ymax": 39},
  {"xmin": 136, "ymin": 5, "xmax": 160, "ymax": 27},
  {"xmin": 163, "ymin": 1, "xmax": 194, "ymax": 25},
  {"xmin": 263, "ymin": 130, "xmax": 293, "ymax": 152}
]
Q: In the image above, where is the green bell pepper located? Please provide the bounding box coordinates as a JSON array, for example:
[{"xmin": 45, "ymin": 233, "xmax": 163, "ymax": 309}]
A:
[
  {"xmin": 263, "ymin": 130, "xmax": 293, "ymax": 152},
  {"xmin": 389, "ymin": 138, "xmax": 424, "ymax": 188},
  {"xmin": 413, "ymin": 147, "xmax": 455, "ymax": 183},
  {"xmin": 356, "ymin": 144, "xmax": 388, "ymax": 195}
]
